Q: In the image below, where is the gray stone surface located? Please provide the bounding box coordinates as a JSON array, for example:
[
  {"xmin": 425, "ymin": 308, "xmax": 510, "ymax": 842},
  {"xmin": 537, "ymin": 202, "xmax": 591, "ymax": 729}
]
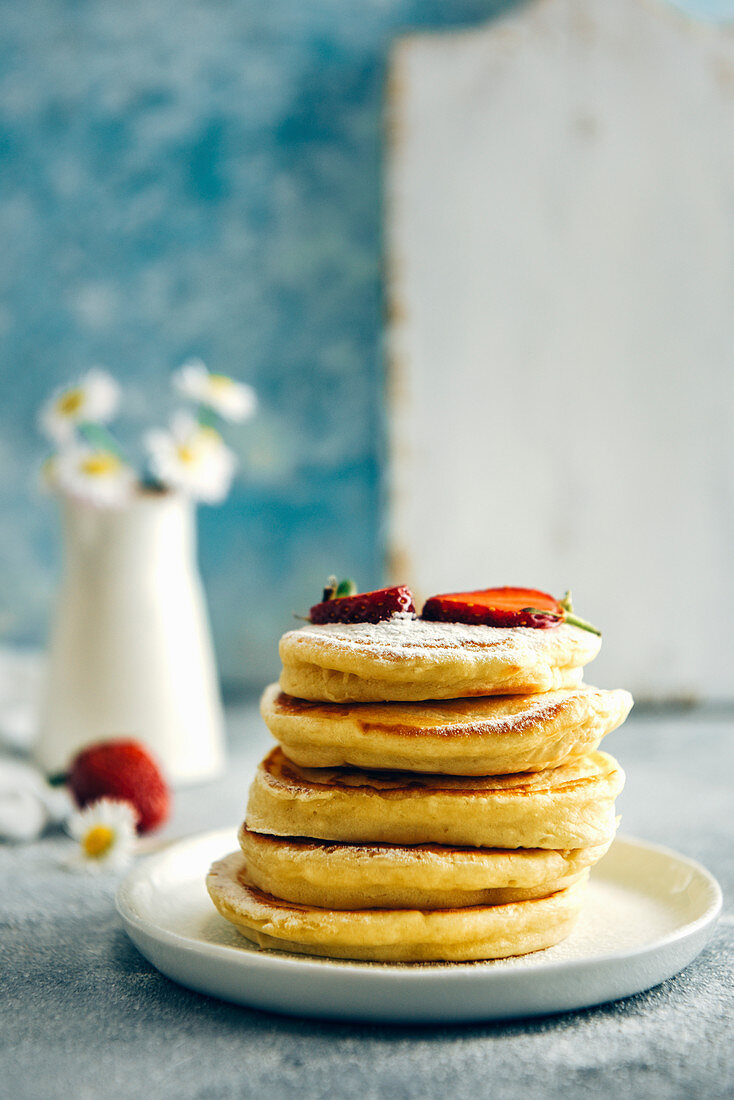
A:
[{"xmin": 2, "ymin": 706, "xmax": 732, "ymax": 1099}]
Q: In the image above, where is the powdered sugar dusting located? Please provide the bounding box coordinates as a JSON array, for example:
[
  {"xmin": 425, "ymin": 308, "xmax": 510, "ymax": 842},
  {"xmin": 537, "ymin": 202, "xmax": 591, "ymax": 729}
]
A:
[{"xmin": 283, "ymin": 618, "xmax": 594, "ymax": 660}]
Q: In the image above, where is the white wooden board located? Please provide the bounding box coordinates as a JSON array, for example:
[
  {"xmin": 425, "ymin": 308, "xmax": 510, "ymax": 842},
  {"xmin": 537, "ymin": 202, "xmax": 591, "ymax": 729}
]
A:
[{"xmin": 387, "ymin": 0, "xmax": 734, "ymax": 702}]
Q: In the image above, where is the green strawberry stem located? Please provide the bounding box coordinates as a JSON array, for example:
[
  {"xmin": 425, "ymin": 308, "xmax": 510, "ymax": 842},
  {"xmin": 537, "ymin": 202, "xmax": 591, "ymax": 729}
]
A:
[
  {"xmin": 322, "ymin": 575, "xmax": 338, "ymax": 601},
  {"xmin": 563, "ymin": 611, "xmax": 602, "ymax": 636},
  {"xmin": 522, "ymin": 606, "xmax": 601, "ymax": 636},
  {"xmin": 560, "ymin": 590, "xmax": 574, "ymax": 613},
  {"xmin": 321, "ymin": 577, "xmax": 357, "ymax": 601}
]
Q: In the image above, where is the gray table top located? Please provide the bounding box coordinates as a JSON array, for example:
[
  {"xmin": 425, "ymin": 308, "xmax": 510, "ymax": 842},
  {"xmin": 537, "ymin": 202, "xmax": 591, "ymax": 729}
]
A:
[{"xmin": 2, "ymin": 706, "xmax": 732, "ymax": 1099}]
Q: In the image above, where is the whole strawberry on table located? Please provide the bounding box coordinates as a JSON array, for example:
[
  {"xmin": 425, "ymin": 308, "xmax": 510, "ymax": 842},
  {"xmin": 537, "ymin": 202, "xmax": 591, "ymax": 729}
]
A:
[{"xmin": 66, "ymin": 739, "xmax": 170, "ymax": 834}]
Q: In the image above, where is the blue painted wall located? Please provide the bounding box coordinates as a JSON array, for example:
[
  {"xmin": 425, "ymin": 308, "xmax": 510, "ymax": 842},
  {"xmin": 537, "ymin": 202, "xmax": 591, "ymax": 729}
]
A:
[
  {"xmin": 0, "ymin": 0, "xmax": 725, "ymax": 690},
  {"xmin": 0, "ymin": 0, "xmax": 520, "ymax": 690}
]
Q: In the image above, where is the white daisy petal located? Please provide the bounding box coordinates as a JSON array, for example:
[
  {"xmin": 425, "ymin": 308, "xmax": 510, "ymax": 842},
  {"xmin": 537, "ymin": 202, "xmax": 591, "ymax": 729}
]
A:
[
  {"xmin": 54, "ymin": 444, "xmax": 136, "ymax": 508},
  {"xmin": 172, "ymin": 360, "xmax": 257, "ymax": 423},
  {"xmin": 80, "ymin": 369, "xmax": 121, "ymax": 423},
  {"xmin": 170, "ymin": 410, "xmax": 201, "ymax": 441},
  {"xmin": 173, "ymin": 360, "xmax": 210, "ymax": 403}
]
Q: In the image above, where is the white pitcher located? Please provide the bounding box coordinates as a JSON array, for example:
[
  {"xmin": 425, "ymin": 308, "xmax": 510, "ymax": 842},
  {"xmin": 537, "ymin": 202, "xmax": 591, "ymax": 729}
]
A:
[{"xmin": 35, "ymin": 490, "xmax": 226, "ymax": 784}]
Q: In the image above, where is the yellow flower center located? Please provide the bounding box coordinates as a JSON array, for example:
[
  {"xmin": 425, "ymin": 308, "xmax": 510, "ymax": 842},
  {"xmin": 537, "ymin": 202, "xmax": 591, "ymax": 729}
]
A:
[
  {"xmin": 209, "ymin": 374, "xmax": 233, "ymax": 390},
  {"xmin": 176, "ymin": 444, "xmax": 197, "ymax": 465},
  {"xmin": 83, "ymin": 824, "xmax": 115, "ymax": 858},
  {"xmin": 80, "ymin": 452, "xmax": 121, "ymax": 478},
  {"xmin": 57, "ymin": 388, "xmax": 85, "ymax": 416},
  {"xmin": 176, "ymin": 428, "xmax": 219, "ymax": 465}
]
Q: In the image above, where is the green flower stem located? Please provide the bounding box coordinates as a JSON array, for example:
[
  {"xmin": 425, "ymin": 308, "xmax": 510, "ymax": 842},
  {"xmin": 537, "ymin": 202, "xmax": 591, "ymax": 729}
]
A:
[
  {"xmin": 140, "ymin": 475, "xmax": 168, "ymax": 493},
  {"xmin": 197, "ymin": 405, "xmax": 219, "ymax": 430},
  {"xmin": 78, "ymin": 421, "xmax": 127, "ymax": 461}
]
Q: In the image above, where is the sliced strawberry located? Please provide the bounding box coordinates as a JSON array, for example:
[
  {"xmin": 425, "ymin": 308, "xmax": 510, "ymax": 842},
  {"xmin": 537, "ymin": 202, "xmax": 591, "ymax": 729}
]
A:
[
  {"xmin": 421, "ymin": 586, "xmax": 563, "ymax": 629},
  {"xmin": 310, "ymin": 585, "xmax": 416, "ymax": 625}
]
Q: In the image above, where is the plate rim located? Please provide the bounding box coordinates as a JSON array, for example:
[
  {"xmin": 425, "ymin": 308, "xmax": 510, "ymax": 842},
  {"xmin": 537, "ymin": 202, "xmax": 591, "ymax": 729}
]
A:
[{"xmin": 116, "ymin": 829, "xmax": 723, "ymax": 982}]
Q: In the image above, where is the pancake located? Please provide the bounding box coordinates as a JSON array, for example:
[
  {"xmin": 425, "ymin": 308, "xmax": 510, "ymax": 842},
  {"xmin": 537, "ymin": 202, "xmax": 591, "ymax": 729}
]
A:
[
  {"xmin": 238, "ymin": 824, "xmax": 615, "ymax": 909},
  {"xmin": 278, "ymin": 618, "xmax": 600, "ymax": 703},
  {"xmin": 261, "ymin": 684, "xmax": 632, "ymax": 775},
  {"xmin": 207, "ymin": 851, "xmax": 588, "ymax": 962},
  {"xmin": 246, "ymin": 748, "xmax": 624, "ymax": 850}
]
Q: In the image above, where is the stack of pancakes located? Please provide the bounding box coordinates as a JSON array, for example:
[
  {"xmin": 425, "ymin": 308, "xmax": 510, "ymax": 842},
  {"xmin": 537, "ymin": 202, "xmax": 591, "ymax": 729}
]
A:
[{"xmin": 207, "ymin": 617, "xmax": 632, "ymax": 962}]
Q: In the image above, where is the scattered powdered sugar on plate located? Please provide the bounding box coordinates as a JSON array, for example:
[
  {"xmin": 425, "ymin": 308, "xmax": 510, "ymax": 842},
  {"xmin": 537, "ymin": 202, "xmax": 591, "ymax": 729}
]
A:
[{"xmin": 192, "ymin": 867, "xmax": 696, "ymax": 968}]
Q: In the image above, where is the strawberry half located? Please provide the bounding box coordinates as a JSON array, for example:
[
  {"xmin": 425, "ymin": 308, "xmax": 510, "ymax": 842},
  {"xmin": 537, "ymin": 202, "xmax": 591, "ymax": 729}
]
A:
[
  {"xmin": 68, "ymin": 739, "xmax": 170, "ymax": 834},
  {"xmin": 309, "ymin": 585, "xmax": 416, "ymax": 625},
  {"xmin": 421, "ymin": 587, "xmax": 563, "ymax": 629}
]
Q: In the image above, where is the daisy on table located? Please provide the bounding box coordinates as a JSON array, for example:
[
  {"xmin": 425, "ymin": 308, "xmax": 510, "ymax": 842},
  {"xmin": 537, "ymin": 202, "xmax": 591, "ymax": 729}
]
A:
[
  {"xmin": 144, "ymin": 412, "xmax": 237, "ymax": 504},
  {"xmin": 39, "ymin": 368, "xmax": 120, "ymax": 446},
  {"xmin": 66, "ymin": 798, "xmax": 138, "ymax": 872},
  {"xmin": 173, "ymin": 359, "xmax": 257, "ymax": 423}
]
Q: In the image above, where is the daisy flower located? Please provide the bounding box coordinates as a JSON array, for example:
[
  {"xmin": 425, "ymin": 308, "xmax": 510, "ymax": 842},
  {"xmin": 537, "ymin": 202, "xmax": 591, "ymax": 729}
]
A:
[
  {"xmin": 39, "ymin": 368, "xmax": 121, "ymax": 445},
  {"xmin": 144, "ymin": 412, "xmax": 237, "ymax": 503},
  {"xmin": 173, "ymin": 359, "xmax": 257, "ymax": 423},
  {"xmin": 54, "ymin": 444, "xmax": 137, "ymax": 508},
  {"xmin": 66, "ymin": 798, "xmax": 138, "ymax": 872}
]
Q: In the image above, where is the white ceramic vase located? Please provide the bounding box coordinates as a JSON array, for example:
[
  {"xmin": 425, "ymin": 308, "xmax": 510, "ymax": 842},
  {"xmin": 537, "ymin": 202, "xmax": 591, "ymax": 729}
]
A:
[{"xmin": 35, "ymin": 490, "xmax": 226, "ymax": 785}]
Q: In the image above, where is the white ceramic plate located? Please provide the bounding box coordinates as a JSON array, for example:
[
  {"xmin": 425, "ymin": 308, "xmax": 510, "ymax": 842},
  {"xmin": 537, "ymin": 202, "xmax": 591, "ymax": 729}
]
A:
[{"xmin": 117, "ymin": 830, "xmax": 721, "ymax": 1023}]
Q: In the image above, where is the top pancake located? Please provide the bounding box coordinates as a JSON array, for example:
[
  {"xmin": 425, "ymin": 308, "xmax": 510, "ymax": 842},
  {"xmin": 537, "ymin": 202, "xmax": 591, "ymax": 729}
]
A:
[{"xmin": 279, "ymin": 617, "xmax": 601, "ymax": 702}]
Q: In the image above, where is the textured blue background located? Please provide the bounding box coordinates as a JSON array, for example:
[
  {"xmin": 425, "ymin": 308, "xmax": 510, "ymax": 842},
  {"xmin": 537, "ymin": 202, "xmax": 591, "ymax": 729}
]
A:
[{"xmin": 0, "ymin": 0, "xmax": 726, "ymax": 690}]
